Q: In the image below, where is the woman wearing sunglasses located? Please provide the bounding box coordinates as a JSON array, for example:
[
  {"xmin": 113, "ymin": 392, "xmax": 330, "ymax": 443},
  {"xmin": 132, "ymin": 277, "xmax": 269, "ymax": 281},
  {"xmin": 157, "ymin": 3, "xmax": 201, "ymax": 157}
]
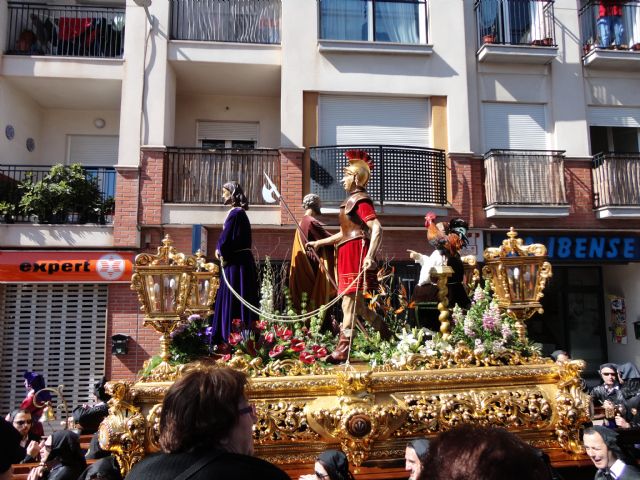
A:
[
  {"xmin": 9, "ymin": 409, "xmax": 41, "ymax": 463},
  {"xmin": 299, "ymin": 449, "xmax": 355, "ymax": 480}
]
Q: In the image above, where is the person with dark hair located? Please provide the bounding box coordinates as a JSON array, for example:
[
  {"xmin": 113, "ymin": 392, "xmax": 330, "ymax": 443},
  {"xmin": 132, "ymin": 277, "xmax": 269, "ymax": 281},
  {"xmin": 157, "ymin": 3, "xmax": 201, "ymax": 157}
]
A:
[
  {"xmin": 0, "ymin": 417, "xmax": 24, "ymax": 480},
  {"xmin": 583, "ymin": 426, "xmax": 640, "ymax": 479},
  {"xmin": 289, "ymin": 193, "xmax": 336, "ymax": 312},
  {"xmin": 419, "ymin": 424, "xmax": 551, "ymax": 480},
  {"xmin": 617, "ymin": 362, "xmax": 640, "ymax": 400},
  {"xmin": 73, "ymin": 377, "xmax": 111, "ymax": 434},
  {"xmin": 125, "ymin": 367, "xmax": 288, "ymax": 480},
  {"xmin": 211, "ymin": 181, "xmax": 259, "ymax": 349},
  {"xmin": 21, "ymin": 371, "xmax": 52, "ymax": 438},
  {"xmin": 9, "ymin": 409, "xmax": 41, "ymax": 462},
  {"xmin": 405, "ymin": 438, "xmax": 429, "ymax": 480},
  {"xmin": 298, "ymin": 449, "xmax": 355, "ymax": 480},
  {"xmin": 27, "ymin": 430, "xmax": 87, "ymax": 480}
]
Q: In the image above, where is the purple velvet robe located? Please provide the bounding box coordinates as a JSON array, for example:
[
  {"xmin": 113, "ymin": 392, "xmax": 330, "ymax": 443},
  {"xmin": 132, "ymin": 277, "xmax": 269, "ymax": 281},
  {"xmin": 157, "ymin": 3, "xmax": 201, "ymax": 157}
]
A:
[{"xmin": 211, "ymin": 207, "xmax": 258, "ymax": 343}]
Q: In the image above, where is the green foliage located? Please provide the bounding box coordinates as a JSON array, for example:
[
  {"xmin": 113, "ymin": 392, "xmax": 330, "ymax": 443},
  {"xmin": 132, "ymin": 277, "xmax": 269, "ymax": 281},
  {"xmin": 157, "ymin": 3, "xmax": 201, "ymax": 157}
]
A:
[
  {"xmin": 139, "ymin": 355, "xmax": 163, "ymax": 377},
  {"xmin": 18, "ymin": 164, "xmax": 104, "ymax": 223},
  {"xmin": 169, "ymin": 314, "xmax": 212, "ymax": 364}
]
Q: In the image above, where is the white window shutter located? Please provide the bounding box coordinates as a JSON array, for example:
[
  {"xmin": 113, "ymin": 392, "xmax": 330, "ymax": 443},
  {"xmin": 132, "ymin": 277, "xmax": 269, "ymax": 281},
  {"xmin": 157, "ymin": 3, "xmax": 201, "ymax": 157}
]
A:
[
  {"xmin": 68, "ymin": 135, "xmax": 119, "ymax": 167},
  {"xmin": 483, "ymin": 103, "xmax": 547, "ymax": 150},
  {"xmin": 588, "ymin": 107, "xmax": 640, "ymax": 128},
  {"xmin": 318, "ymin": 95, "xmax": 431, "ymax": 147},
  {"xmin": 196, "ymin": 122, "xmax": 259, "ymax": 143}
]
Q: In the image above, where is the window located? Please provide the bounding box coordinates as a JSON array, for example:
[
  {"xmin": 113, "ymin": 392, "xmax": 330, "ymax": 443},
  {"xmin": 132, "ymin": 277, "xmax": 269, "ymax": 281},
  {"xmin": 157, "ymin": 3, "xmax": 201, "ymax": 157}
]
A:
[
  {"xmin": 196, "ymin": 121, "xmax": 258, "ymax": 149},
  {"xmin": 483, "ymin": 103, "xmax": 547, "ymax": 150},
  {"xmin": 319, "ymin": 0, "xmax": 427, "ymax": 44},
  {"xmin": 590, "ymin": 126, "xmax": 640, "ymax": 155},
  {"xmin": 201, "ymin": 140, "xmax": 257, "ymax": 150},
  {"xmin": 477, "ymin": 0, "xmax": 554, "ymax": 45}
]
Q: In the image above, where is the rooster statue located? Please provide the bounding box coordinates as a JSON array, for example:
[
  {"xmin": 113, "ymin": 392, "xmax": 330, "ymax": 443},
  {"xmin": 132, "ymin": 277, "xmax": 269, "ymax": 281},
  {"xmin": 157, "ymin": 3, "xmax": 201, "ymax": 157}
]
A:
[{"xmin": 409, "ymin": 213, "xmax": 471, "ymax": 312}]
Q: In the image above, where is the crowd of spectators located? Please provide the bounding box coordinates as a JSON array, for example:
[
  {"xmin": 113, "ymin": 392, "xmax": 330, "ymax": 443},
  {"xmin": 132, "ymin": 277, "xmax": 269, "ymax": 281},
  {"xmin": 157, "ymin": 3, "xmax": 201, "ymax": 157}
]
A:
[{"xmin": 6, "ymin": 358, "xmax": 640, "ymax": 480}]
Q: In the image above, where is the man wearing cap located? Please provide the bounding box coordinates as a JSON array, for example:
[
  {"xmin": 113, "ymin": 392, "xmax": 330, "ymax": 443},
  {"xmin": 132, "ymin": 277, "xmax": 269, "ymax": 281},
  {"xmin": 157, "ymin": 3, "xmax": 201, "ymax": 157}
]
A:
[
  {"xmin": 307, "ymin": 150, "xmax": 391, "ymax": 363},
  {"xmin": 583, "ymin": 426, "xmax": 640, "ymax": 479},
  {"xmin": 592, "ymin": 363, "xmax": 626, "ymax": 407}
]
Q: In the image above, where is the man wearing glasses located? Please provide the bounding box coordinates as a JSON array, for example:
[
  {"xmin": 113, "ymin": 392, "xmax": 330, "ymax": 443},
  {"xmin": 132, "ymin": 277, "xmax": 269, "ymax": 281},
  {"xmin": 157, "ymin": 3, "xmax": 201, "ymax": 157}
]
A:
[
  {"xmin": 8, "ymin": 410, "xmax": 41, "ymax": 463},
  {"xmin": 592, "ymin": 363, "xmax": 626, "ymax": 427}
]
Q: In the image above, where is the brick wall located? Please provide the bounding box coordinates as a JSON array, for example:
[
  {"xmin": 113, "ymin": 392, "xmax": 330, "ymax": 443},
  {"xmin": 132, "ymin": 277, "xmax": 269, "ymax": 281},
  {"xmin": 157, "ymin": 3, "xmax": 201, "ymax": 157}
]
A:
[
  {"xmin": 279, "ymin": 149, "xmax": 305, "ymax": 225},
  {"xmin": 113, "ymin": 167, "xmax": 140, "ymax": 247},
  {"xmin": 106, "ymin": 284, "xmax": 156, "ymax": 380},
  {"xmin": 139, "ymin": 148, "xmax": 165, "ymax": 225}
]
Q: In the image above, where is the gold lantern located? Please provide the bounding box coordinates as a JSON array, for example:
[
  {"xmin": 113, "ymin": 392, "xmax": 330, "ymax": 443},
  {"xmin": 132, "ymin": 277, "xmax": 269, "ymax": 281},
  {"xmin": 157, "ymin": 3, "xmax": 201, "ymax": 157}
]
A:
[
  {"xmin": 131, "ymin": 235, "xmax": 196, "ymax": 376},
  {"xmin": 186, "ymin": 250, "xmax": 220, "ymax": 318},
  {"xmin": 482, "ymin": 228, "xmax": 552, "ymax": 341}
]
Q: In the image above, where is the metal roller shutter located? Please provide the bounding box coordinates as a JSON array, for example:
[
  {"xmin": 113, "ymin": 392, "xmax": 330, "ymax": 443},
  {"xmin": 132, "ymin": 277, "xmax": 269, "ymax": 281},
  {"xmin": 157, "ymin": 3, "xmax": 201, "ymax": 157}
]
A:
[
  {"xmin": 318, "ymin": 95, "xmax": 431, "ymax": 147},
  {"xmin": 483, "ymin": 103, "xmax": 547, "ymax": 150},
  {"xmin": 196, "ymin": 121, "xmax": 259, "ymax": 143},
  {"xmin": 68, "ymin": 135, "xmax": 119, "ymax": 166},
  {"xmin": 0, "ymin": 284, "xmax": 107, "ymax": 428},
  {"xmin": 588, "ymin": 107, "xmax": 640, "ymax": 128}
]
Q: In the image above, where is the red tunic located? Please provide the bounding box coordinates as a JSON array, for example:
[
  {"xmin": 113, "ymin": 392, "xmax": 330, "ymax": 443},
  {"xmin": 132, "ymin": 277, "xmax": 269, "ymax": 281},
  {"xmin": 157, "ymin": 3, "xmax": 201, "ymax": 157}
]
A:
[{"xmin": 337, "ymin": 200, "xmax": 378, "ymax": 295}]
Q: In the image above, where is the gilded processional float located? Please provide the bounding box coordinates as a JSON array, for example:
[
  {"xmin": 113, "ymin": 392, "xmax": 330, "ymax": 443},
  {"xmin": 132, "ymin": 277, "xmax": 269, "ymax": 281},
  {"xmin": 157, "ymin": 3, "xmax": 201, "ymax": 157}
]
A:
[{"xmin": 100, "ymin": 227, "xmax": 590, "ymax": 477}]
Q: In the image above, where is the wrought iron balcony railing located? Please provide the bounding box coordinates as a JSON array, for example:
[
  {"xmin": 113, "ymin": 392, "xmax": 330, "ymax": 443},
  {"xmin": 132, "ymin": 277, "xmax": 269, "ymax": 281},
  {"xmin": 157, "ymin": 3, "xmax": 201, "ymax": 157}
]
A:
[
  {"xmin": 475, "ymin": 0, "xmax": 555, "ymax": 47},
  {"xmin": 310, "ymin": 145, "xmax": 447, "ymax": 205},
  {"xmin": 170, "ymin": 0, "xmax": 280, "ymax": 43},
  {"xmin": 163, "ymin": 148, "xmax": 281, "ymax": 205},
  {"xmin": 592, "ymin": 152, "xmax": 640, "ymax": 208},
  {"xmin": 484, "ymin": 149, "xmax": 567, "ymax": 206},
  {"xmin": 0, "ymin": 164, "xmax": 116, "ymax": 224},
  {"xmin": 579, "ymin": 0, "xmax": 640, "ymax": 53},
  {"xmin": 318, "ymin": 0, "xmax": 428, "ymax": 44},
  {"xmin": 6, "ymin": 2, "xmax": 125, "ymax": 57}
]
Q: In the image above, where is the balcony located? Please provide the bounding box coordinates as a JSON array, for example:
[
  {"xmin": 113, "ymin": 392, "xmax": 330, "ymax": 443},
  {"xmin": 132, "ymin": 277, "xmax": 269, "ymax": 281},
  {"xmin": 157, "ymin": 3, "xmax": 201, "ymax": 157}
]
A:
[
  {"xmin": 310, "ymin": 145, "xmax": 448, "ymax": 215},
  {"xmin": 592, "ymin": 153, "xmax": 640, "ymax": 218},
  {"xmin": 170, "ymin": 0, "xmax": 280, "ymax": 43},
  {"xmin": 5, "ymin": 2, "xmax": 125, "ymax": 58},
  {"xmin": 317, "ymin": 0, "xmax": 432, "ymax": 56},
  {"xmin": 475, "ymin": 0, "xmax": 557, "ymax": 64},
  {"xmin": 484, "ymin": 149, "xmax": 569, "ymax": 218},
  {"xmin": 162, "ymin": 148, "xmax": 281, "ymax": 225},
  {"xmin": 0, "ymin": 164, "xmax": 116, "ymax": 248},
  {"xmin": 580, "ymin": 1, "xmax": 640, "ymax": 70}
]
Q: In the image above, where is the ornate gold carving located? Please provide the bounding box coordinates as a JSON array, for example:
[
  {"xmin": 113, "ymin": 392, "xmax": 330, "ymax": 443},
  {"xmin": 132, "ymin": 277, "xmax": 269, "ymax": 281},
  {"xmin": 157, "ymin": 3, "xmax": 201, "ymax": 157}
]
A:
[
  {"xmin": 99, "ymin": 381, "xmax": 148, "ymax": 477},
  {"xmin": 254, "ymin": 400, "xmax": 321, "ymax": 443},
  {"xmin": 555, "ymin": 359, "xmax": 591, "ymax": 453},
  {"xmin": 146, "ymin": 403, "xmax": 163, "ymax": 453},
  {"xmin": 395, "ymin": 388, "xmax": 552, "ymax": 436}
]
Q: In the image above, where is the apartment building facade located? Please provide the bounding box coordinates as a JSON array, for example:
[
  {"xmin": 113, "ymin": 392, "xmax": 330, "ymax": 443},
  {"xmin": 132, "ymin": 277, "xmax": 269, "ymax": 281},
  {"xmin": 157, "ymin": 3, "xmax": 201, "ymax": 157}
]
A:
[{"xmin": 0, "ymin": 0, "xmax": 639, "ymax": 411}]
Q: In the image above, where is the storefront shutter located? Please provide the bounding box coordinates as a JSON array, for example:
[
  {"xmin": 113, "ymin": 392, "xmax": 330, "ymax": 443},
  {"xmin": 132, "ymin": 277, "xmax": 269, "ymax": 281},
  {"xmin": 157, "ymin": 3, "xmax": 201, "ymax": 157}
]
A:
[
  {"xmin": 483, "ymin": 103, "xmax": 547, "ymax": 150},
  {"xmin": 318, "ymin": 95, "xmax": 431, "ymax": 147},
  {"xmin": 0, "ymin": 284, "xmax": 107, "ymax": 428}
]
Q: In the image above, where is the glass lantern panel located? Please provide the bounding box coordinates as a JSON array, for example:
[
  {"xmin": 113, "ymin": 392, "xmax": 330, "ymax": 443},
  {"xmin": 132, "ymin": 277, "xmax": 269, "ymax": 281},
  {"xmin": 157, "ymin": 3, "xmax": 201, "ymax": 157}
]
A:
[
  {"xmin": 506, "ymin": 265, "xmax": 523, "ymax": 302},
  {"xmin": 146, "ymin": 274, "xmax": 162, "ymax": 313},
  {"xmin": 522, "ymin": 263, "xmax": 539, "ymax": 300},
  {"xmin": 162, "ymin": 274, "xmax": 181, "ymax": 313}
]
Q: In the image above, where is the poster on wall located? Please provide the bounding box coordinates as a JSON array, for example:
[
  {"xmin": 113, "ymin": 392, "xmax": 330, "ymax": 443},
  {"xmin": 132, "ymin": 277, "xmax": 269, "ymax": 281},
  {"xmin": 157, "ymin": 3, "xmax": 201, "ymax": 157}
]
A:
[{"xmin": 609, "ymin": 295, "xmax": 627, "ymax": 344}]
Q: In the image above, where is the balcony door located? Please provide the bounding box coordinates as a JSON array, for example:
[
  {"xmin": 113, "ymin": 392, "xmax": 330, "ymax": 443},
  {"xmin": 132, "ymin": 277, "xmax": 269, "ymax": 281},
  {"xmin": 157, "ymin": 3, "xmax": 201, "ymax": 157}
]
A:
[
  {"xmin": 588, "ymin": 106, "xmax": 640, "ymax": 155},
  {"xmin": 197, "ymin": 121, "xmax": 258, "ymax": 148},
  {"xmin": 482, "ymin": 102, "xmax": 548, "ymax": 150}
]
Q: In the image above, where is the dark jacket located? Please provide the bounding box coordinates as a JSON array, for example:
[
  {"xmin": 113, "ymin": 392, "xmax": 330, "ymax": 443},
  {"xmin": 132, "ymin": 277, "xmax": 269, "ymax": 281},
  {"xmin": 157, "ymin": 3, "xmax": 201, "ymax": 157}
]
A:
[
  {"xmin": 73, "ymin": 402, "xmax": 109, "ymax": 435},
  {"xmin": 125, "ymin": 449, "xmax": 290, "ymax": 480},
  {"xmin": 45, "ymin": 430, "xmax": 87, "ymax": 480}
]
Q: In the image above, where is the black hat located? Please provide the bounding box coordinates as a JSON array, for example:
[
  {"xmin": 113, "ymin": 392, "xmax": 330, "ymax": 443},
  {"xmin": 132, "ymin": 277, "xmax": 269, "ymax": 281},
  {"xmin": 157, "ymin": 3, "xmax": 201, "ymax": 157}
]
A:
[{"xmin": 94, "ymin": 377, "xmax": 110, "ymax": 402}]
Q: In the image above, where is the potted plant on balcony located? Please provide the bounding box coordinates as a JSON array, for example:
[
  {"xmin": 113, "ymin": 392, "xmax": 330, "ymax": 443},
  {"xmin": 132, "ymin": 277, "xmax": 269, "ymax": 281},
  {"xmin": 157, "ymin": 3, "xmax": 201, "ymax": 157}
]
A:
[
  {"xmin": 19, "ymin": 164, "xmax": 102, "ymax": 224},
  {"xmin": 0, "ymin": 201, "xmax": 19, "ymax": 223},
  {"xmin": 483, "ymin": 25, "xmax": 497, "ymax": 44}
]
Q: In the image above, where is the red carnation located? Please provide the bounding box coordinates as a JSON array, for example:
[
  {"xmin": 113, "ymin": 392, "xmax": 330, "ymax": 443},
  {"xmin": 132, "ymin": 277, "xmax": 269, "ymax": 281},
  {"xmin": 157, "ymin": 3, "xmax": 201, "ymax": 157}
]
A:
[
  {"xmin": 228, "ymin": 332, "xmax": 242, "ymax": 346},
  {"xmin": 290, "ymin": 339, "xmax": 306, "ymax": 352},
  {"xmin": 269, "ymin": 345, "xmax": 285, "ymax": 359},
  {"xmin": 299, "ymin": 351, "xmax": 316, "ymax": 364}
]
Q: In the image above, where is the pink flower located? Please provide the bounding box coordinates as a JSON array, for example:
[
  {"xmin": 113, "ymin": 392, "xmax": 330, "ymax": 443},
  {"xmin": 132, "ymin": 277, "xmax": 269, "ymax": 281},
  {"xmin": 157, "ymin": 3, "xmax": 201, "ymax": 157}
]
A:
[
  {"xmin": 313, "ymin": 346, "xmax": 328, "ymax": 358},
  {"xmin": 256, "ymin": 320, "xmax": 268, "ymax": 331},
  {"xmin": 232, "ymin": 318, "xmax": 243, "ymax": 327},
  {"xmin": 264, "ymin": 332, "xmax": 275, "ymax": 343},
  {"xmin": 228, "ymin": 332, "xmax": 243, "ymax": 346},
  {"xmin": 290, "ymin": 339, "xmax": 306, "ymax": 352},
  {"xmin": 269, "ymin": 345, "xmax": 285, "ymax": 358},
  {"xmin": 299, "ymin": 351, "xmax": 315, "ymax": 364},
  {"xmin": 221, "ymin": 354, "xmax": 231, "ymax": 362},
  {"xmin": 276, "ymin": 327, "xmax": 292, "ymax": 341}
]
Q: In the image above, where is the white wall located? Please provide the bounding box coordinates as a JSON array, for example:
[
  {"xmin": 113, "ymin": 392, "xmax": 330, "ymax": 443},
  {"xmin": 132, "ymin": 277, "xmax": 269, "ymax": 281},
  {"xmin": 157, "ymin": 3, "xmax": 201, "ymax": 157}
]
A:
[
  {"xmin": 174, "ymin": 94, "xmax": 280, "ymax": 148},
  {"xmin": 40, "ymin": 109, "xmax": 120, "ymax": 164},
  {"xmin": 0, "ymin": 78, "xmax": 42, "ymax": 164},
  {"xmin": 602, "ymin": 263, "xmax": 640, "ymax": 367}
]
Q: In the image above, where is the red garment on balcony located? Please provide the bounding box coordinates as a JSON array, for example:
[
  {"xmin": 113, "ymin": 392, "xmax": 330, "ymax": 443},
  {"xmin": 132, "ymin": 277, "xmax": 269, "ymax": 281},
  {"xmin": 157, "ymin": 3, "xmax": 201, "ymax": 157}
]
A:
[
  {"xmin": 599, "ymin": 1, "xmax": 623, "ymax": 17},
  {"xmin": 58, "ymin": 17, "xmax": 97, "ymax": 44}
]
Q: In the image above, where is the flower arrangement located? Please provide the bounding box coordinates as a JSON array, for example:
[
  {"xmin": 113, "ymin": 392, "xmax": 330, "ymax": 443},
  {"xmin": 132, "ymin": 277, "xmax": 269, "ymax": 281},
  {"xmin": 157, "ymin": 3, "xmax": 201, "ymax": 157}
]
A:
[{"xmin": 146, "ymin": 259, "xmax": 540, "ymax": 377}]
